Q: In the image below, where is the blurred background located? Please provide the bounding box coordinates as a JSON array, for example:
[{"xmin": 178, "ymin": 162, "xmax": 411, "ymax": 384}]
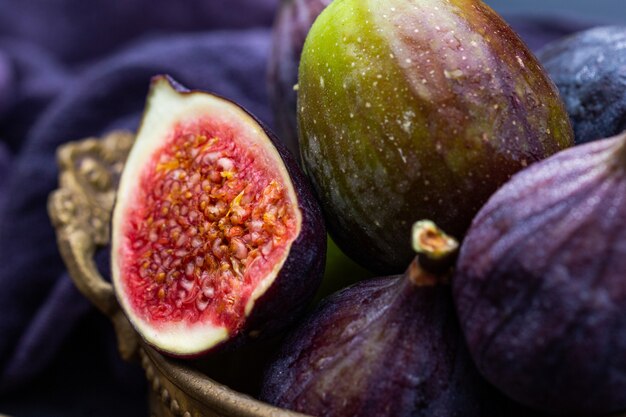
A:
[{"xmin": 487, "ymin": 0, "xmax": 624, "ymax": 24}]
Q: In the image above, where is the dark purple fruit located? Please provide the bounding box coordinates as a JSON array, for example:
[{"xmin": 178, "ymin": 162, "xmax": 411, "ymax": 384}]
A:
[
  {"xmin": 261, "ymin": 221, "xmax": 525, "ymax": 417},
  {"xmin": 538, "ymin": 26, "xmax": 626, "ymax": 145},
  {"xmin": 111, "ymin": 75, "xmax": 326, "ymax": 357},
  {"xmin": 268, "ymin": 0, "xmax": 332, "ymax": 157},
  {"xmin": 298, "ymin": 0, "xmax": 574, "ymax": 273},
  {"xmin": 453, "ymin": 132, "xmax": 626, "ymax": 415}
]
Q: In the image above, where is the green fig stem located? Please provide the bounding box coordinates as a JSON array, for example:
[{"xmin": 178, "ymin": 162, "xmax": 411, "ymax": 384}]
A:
[{"xmin": 407, "ymin": 220, "xmax": 459, "ymax": 286}]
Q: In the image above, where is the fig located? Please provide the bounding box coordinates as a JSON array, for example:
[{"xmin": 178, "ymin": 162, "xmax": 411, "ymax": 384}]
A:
[
  {"xmin": 111, "ymin": 75, "xmax": 326, "ymax": 357},
  {"xmin": 538, "ymin": 26, "xmax": 626, "ymax": 145},
  {"xmin": 261, "ymin": 221, "xmax": 514, "ymax": 417},
  {"xmin": 268, "ymin": 0, "xmax": 332, "ymax": 157},
  {"xmin": 453, "ymin": 132, "xmax": 626, "ymax": 415},
  {"xmin": 298, "ymin": 0, "xmax": 574, "ymax": 273}
]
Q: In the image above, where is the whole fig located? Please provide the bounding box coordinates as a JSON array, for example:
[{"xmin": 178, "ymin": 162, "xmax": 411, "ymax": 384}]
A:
[
  {"xmin": 454, "ymin": 132, "xmax": 626, "ymax": 415},
  {"xmin": 538, "ymin": 26, "xmax": 626, "ymax": 145},
  {"xmin": 111, "ymin": 75, "xmax": 326, "ymax": 357},
  {"xmin": 261, "ymin": 222, "xmax": 532, "ymax": 417},
  {"xmin": 298, "ymin": 0, "xmax": 573, "ymax": 273},
  {"xmin": 268, "ymin": 0, "xmax": 332, "ymax": 157}
]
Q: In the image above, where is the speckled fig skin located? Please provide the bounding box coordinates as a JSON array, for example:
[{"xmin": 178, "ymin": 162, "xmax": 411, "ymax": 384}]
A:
[
  {"xmin": 112, "ymin": 76, "xmax": 327, "ymax": 357},
  {"xmin": 453, "ymin": 132, "xmax": 626, "ymax": 415},
  {"xmin": 298, "ymin": 0, "xmax": 573, "ymax": 273},
  {"xmin": 268, "ymin": 0, "xmax": 332, "ymax": 157},
  {"xmin": 538, "ymin": 26, "xmax": 626, "ymax": 145}
]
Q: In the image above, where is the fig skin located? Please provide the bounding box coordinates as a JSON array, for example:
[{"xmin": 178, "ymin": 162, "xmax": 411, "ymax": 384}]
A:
[
  {"xmin": 538, "ymin": 26, "xmax": 626, "ymax": 145},
  {"xmin": 268, "ymin": 0, "xmax": 332, "ymax": 157},
  {"xmin": 111, "ymin": 75, "xmax": 327, "ymax": 357},
  {"xmin": 261, "ymin": 222, "xmax": 537, "ymax": 417},
  {"xmin": 298, "ymin": 0, "xmax": 573, "ymax": 273},
  {"xmin": 453, "ymin": 132, "xmax": 626, "ymax": 415}
]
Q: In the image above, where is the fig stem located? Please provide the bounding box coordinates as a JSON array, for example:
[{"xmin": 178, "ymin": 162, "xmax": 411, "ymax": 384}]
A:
[
  {"xmin": 408, "ymin": 220, "xmax": 459, "ymax": 283},
  {"xmin": 412, "ymin": 220, "xmax": 459, "ymax": 261}
]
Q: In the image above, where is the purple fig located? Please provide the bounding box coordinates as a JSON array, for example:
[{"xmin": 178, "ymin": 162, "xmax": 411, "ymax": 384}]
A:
[
  {"xmin": 268, "ymin": 0, "xmax": 332, "ymax": 157},
  {"xmin": 454, "ymin": 131, "xmax": 626, "ymax": 415},
  {"xmin": 538, "ymin": 26, "xmax": 626, "ymax": 145},
  {"xmin": 261, "ymin": 221, "xmax": 534, "ymax": 417}
]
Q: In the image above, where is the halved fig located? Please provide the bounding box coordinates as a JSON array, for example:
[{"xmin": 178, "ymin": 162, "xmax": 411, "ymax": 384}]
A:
[{"xmin": 111, "ymin": 76, "xmax": 326, "ymax": 357}]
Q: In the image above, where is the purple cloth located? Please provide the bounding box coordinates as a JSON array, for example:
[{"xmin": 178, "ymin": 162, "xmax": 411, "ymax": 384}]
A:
[
  {"xmin": 0, "ymin": 2, "xmax": 598, "ymax": 415},
  {"xmin": 0, "ymin": 1, "xmax": 277, "ymax": 415}
]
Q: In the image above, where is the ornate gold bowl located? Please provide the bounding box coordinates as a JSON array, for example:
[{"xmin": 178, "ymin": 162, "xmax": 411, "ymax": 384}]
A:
[{"xmin": 47, "ymin": 131, "xmax": 308, "ymax": 417}]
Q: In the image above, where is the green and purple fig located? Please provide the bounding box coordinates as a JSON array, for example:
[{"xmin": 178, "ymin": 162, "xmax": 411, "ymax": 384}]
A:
[
  {"xmin": 298, "ymin": 0, "xmax": 573, "ymax": 273},
  {"xmin": 538, "ymin": 26, "xmax": 626, "ymax": 145},
  {"xmin": 453, "ymin": 131, "xmax": 626, "ymax": 415},
  {"xmin": 261, "ymin": 221, "xmax": 534, "ymax": 417},
  {"xmin": 111, "ymin": 75, "xmax": 326, "ymax": 358},
  {"xmin": 268, "ymin": 0, "xmax": 332, "ymax": 157}
]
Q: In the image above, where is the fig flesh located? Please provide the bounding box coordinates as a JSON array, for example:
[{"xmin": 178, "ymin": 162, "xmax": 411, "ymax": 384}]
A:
[
  {"xmin": 453, "ymin": 132, "xmax": 626, "ymax": 415},
  {"xmin": 298, "ymin": 0, "xmax": 574, "ymax": 273},
  {"xmin": 111, "ymin": 76, "xmax": 326, "ymax": 357},
  {"xmin": 538, "ymin": 26, "xmax": 626, "ymax": 145},
  {"xmin": 268, "ymin": 0, "xmax": 332, "ymax": 157},
  {"xmin": 261, "ymin": 222, "xmax": 517, "ymax": 417}
]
